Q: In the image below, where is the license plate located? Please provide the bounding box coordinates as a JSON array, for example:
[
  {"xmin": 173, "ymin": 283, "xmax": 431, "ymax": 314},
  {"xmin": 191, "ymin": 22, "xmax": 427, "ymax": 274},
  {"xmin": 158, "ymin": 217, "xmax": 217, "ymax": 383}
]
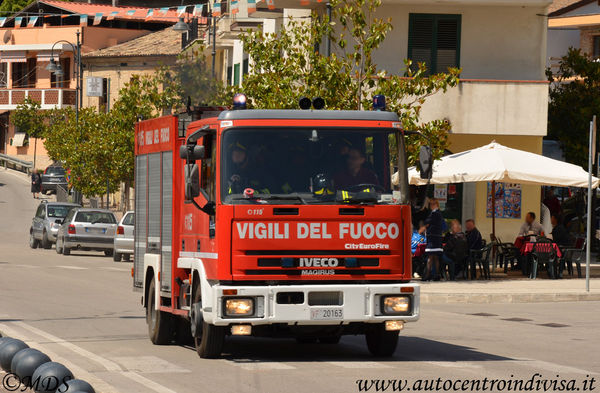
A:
[
  {"xmin": 310, "ymin": 308, "xmax": 343, "ymax": 320},
  {"xmin": 86, "ymin": 227, "xmax": 105, "ymax": 234}
]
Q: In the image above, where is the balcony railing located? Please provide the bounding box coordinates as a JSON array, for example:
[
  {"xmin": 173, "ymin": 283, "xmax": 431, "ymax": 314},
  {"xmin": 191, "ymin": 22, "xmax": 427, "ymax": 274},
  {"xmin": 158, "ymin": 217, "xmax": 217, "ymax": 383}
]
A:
[
  {"xmin": 0, "ymin": 88, "xmax": 76, "ymax": 110},
  {"xmin": 418, "ymin": 79, "xmax": 549, "ymax": 136}
]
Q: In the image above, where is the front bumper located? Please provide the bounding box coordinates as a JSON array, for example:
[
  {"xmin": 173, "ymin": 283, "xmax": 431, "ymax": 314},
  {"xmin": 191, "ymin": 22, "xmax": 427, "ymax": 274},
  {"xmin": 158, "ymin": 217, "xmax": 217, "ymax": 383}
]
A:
[{"xmin": 203, "ymin": 283, "xmax": 420, "ymax": 326}]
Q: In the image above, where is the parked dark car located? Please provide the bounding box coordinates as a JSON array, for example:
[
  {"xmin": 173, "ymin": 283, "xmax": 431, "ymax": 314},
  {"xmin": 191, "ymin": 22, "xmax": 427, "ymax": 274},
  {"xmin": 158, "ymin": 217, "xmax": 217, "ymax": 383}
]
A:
[
  {"xmin": 29, "ymin": 201, "xmax": 81, "ymax": 249},
  {"xmin": 41, "ymin": 163, "xmax": 68, "ymax": 195}
]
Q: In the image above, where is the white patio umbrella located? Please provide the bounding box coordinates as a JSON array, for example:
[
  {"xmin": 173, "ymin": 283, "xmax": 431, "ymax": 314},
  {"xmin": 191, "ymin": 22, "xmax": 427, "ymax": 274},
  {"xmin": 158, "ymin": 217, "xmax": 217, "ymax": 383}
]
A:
[{"xmin": 396, "ymin": 141, "xmax": 600, "ymax": 188}]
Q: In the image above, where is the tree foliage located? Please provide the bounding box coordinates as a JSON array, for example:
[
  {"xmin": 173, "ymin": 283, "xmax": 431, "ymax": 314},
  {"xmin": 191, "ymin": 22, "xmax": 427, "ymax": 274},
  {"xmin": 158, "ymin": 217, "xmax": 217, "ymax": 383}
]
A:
[
  {"xmin": 10, "ymin": 96, "xmax": 46, "ymax": 138},
  {"xmin": 547, "ymin": 47, "xmax": 600, "ymax": 167}
]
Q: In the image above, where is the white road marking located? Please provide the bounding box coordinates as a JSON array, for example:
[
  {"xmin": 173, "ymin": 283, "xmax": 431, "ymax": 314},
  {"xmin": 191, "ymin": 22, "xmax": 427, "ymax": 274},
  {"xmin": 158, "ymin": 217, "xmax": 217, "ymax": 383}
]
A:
[
  {"xmin": 510, "ymin": 359, "xmax": 596, "ymax": 375},
  {"xmin": 10, "ymin": 321, "xmax": 182, "ymax": 393},
  {"xmin": 327, "ymin": 361, "xmax": 393, "ymax": 369},
  {"xmin": 101, "ymin": 267, "xmax": 130, "ymax": 272},
  {"xmin": 0, "ymin": 323, "xmax": 120, "ymax": 393},
  {"xmin": 55, "ymin": 265, "xmax": 88, "ymax": 270},
  {"xmin": 235, "ymin": 361, "xmax": 296, "ymax": 370},
  {"xmin": 113, "ymin": 356, "xmax": 190, "ymax": 374},
  {"xmin": 425, "ymin": 361, "xmax": 483, "ymax": 369}
]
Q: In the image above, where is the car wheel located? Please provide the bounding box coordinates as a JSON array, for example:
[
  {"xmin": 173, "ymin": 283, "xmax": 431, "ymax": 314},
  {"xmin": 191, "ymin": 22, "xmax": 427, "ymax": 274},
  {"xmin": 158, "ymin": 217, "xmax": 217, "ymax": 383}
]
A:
[
  {"xmin": 55, "ymin": 238, "xmax": 63, "ymax": 254},
  {"xmin": 123, "ymin": 254, "xmax": 131, "ymax": 262},
  {"xmin": 113, "ymin": 252, "xmax": 122, "ymax": 262},
  {"xmin": 29, "ymin": 231, "xmax": 39, "ymax": 249},
  {"xmin": 62, "ymin": 239, "xmax": 71, "ymax": 256},
  {"xmin": 105, "ymin": 249, "xmax": 114, "ymax": 257},
  {"xmin": 41, "ymin": 230, "xmax": 51, "ymax": 249}
]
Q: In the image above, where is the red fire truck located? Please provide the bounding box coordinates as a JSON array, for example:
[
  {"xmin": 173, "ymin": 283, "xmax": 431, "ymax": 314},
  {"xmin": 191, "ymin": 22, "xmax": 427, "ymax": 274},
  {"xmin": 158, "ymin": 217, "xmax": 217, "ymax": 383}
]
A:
[{"xmin": 134, "ymin": 95, "xmax": 427, "ymax": 358}]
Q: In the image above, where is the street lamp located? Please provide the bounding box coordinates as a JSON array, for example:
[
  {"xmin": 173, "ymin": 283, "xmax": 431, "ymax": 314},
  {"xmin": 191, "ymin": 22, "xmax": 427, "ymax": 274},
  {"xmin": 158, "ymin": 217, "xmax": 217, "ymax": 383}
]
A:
[
  {"xmin": 173, "ymin": 17, "xmax": 189, "ymax": 32},
  {"xmin": 46, "ymin": 31, "xmax": 83, "ymax": 134}
]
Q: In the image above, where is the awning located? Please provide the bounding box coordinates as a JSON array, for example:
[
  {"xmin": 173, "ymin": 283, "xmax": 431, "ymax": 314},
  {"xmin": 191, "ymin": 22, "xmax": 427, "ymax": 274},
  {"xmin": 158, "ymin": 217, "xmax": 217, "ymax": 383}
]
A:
[
  {"xmin": 549, "ymin": 14, "xmax": 600, "ymax": 28},
  {"xmin": 12, "ymin": 132, "xmax": 27, "ymax": 147},
  {"xmin": 36, "ymin": 51, "xmax": 54, "ymax": 61},
  {"xmin": 0, "ymin": 51, "xmax": 26, "ymax": 63}
]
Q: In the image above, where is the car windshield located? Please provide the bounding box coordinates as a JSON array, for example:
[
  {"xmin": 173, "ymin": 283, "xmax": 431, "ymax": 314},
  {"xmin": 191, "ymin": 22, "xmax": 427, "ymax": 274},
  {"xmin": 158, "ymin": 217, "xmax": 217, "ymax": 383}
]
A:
[
  {"xmin": 221, "ymin": 128, "xmax": 397, "ymax": 204},
  {"xmin": 46, "ymin": 166, "xmax": 65, "ymax": 175},
  {"xmin": 47, "ymin": 205, "xmax": 74, "ymax": 218},
  {"xmin": 75, "ymin": 211, "xmax": 116, "ymax": 224},
  {"xmin": 122, "ymin": 213, "xmax": 134, "ymax": 226}
]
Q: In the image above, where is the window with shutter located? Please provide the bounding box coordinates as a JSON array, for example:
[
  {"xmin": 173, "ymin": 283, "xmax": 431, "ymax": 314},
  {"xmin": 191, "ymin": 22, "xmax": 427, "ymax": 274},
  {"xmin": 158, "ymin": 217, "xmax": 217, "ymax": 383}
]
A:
[{"xmin": 408, "ymin": 14, "xmax": 461, "ymax": 75}]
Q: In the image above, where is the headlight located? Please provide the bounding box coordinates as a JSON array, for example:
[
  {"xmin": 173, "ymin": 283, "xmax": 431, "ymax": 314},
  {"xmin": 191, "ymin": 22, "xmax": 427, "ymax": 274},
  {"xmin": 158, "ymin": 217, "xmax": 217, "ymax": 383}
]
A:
[
  {"xmin": 382, "ymin": 296, "xmax": 411, "ymax": 315},
  {"xmin": 224, "ymin": 298, "xmax": 254, "ymax": 316}
]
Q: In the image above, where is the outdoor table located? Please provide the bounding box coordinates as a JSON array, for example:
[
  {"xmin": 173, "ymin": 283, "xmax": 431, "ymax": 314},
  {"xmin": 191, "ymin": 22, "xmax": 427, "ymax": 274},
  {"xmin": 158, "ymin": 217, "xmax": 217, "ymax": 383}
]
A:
[{"xmin": 522, "ymin": 242, "xmax": 562, "ymax": 258}]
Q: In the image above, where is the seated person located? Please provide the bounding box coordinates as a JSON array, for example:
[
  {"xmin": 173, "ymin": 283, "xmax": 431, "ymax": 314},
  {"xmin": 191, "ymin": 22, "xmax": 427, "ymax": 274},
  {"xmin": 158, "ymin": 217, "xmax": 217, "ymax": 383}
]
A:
[
  {"xmin": 227, "ymin": 141, "xmax": 271, "ymax": 195},
  {"xmin": 333, "ymin": 147, "xmax": 379, "ymax": 190},
  {"xmin": 465, "ymin": 219, "xmax": 483, "ymax": 251},
  {"xmin": 441, "ymin": 220, "xmax": 469, "ymax": 280},
  {"xmin": 550, "ymin": 214, "xmax": 570, "ymax": 247},
  {"xmin": 518, "ymin": 212, "xmax": 544, "ymax": 237}
]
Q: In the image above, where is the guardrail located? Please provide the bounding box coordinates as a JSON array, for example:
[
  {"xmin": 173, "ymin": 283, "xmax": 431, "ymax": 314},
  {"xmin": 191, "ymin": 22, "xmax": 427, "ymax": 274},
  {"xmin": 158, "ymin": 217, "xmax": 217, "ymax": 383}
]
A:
[{"xmin": 0, "ymin": 153, "xmax": 33, "ymax": 174}]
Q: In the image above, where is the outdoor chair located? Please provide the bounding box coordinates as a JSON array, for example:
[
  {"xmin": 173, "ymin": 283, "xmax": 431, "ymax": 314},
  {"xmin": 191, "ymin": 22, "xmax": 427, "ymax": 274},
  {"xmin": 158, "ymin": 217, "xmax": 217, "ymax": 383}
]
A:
[
  {"xmin": 560, "ymin": 237, "xmax": 585, "ymax": 278},
  {"xmin": 468, "ymin": 243, "xmax": 492, "ymax": 280},
  {"xmin": 489, "ymin": 235, "xmax": 519, "ymax": 273},
  {"xmin": 529, "ymin": 237, "xmax": 557, "ymax": 279}
]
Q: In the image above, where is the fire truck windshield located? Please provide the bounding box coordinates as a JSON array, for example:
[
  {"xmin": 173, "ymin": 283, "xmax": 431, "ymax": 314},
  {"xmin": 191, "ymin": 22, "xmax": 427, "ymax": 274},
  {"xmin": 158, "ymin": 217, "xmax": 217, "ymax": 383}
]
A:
[{"xmin": 221, "ymin": 128, "xmax": 399, "ymax": 204}]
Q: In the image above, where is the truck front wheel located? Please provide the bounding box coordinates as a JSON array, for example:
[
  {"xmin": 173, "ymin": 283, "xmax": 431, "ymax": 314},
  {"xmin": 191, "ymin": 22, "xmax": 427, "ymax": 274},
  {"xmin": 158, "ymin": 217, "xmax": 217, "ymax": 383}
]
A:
[
  {"xmin": 192, "ymin": 284, "xmax": 225, "ymax": 358},
  {"xmin": 147, "ymin": 277, "xmax": 172, "ymax": 345},
  {"xmin": 365, "ymin": 324, "xmax": 399, "ymax": 357}
]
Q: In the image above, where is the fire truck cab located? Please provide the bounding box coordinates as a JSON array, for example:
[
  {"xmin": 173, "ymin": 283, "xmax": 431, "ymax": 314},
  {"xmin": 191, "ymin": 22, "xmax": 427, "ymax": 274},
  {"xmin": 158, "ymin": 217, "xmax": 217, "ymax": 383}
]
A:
[{"xmin": 134, "ymin": 99, "xmax": 422, "ymax": 358}]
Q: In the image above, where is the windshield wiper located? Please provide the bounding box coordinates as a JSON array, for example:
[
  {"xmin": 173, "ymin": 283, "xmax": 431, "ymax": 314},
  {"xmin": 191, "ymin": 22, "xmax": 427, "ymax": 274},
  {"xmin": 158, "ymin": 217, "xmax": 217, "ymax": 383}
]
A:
[{"xmin": 231, "ymin": 194, "xmax": 307, "ymax": 204}]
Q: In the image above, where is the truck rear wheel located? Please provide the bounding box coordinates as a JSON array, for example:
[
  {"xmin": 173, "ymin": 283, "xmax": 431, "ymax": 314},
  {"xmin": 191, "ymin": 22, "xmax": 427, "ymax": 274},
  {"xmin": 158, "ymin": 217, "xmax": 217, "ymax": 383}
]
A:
[
  {"xmin": 147, "ymin": 277, "xmax": 172, "ymax": 345},
  {"xmin": 365, "ymin": 324, "xmax": 399, "ymax": 357},
  {"xmin": 192, "ymin": 285, "xmax": 225, "ymax": 358}
]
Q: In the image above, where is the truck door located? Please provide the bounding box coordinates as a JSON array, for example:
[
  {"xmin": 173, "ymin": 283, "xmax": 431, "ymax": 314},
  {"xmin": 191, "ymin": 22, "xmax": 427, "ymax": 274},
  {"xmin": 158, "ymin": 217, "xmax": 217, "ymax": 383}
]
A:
[{"xmin": 199, "ymin": 133, "xmax": 217, "ymax": 252}]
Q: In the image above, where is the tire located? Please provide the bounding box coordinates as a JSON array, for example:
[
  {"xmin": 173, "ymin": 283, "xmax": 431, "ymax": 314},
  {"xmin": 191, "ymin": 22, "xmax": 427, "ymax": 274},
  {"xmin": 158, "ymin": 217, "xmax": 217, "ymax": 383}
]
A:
[
  {"xmin": 192, "ymin": 283, "xmax": 225, "ymax": 358},
  {"xmin": 29, "ymin": 231, "xmax": 39, "ymax": 249},
  {"xmin": 123, "ymin": 254, "xmax": 131, "ymax": 262},
  {"xmin": 104, "ymin": 249, "xmax": 114, "ymax": 257},
  {"xmin": 113, "ymin": 252, "xmax": 122, "ymax": 262},
  {"xmin": 175, "ymin": 317, "xmax": 194, "ymax": 346},
  {"xmin": 62, "ymin": 239, "xmax": 71, "ymax": 256},
  {"xmin": 146, "ymin": 277, "xmax": 172, "ymax": 345},
  {"xmin": 319, "ymin": 336, "xmax": 341, "ymax": 344},
  {"xmin": 365, "ymin": 324, "xmax": 399, "ymax": 357},
  {"xmin": 41, "ymin": 230, "xmax": 51, "ymax": 249},
  {"xmin": 55, "ymin": 237, "xmax": 63, "ymax": 254}
]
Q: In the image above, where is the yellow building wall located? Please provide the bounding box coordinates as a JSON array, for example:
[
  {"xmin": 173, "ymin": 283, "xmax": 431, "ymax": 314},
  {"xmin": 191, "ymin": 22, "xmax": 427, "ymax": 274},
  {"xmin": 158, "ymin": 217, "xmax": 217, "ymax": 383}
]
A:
[{"xmin": 448, "ymin": 134, "xmax": 544, "ymax": 244}]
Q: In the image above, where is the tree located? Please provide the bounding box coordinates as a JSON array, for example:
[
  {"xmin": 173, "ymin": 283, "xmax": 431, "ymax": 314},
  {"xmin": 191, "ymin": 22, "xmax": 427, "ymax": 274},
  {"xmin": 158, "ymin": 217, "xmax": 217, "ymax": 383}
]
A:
[
  {"xmin": 10, "ymin": 96, "xmax": 48, "ymax": 169},
  {"xmin": 546, "ymin": 48, "xmax": 600, "ymax": 167},
  {"xmin": 240, "ymin": 0, "xmax": 460, "ymax": 165},
  {"xmin": 0, "ymin": 0, "xmax": 67, "ymax": 14}
]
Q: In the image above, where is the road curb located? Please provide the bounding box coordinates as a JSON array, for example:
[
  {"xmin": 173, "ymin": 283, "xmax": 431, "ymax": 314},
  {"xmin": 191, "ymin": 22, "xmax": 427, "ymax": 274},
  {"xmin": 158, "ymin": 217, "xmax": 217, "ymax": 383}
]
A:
[{"xmin": 421, "ymin": 292, "xmax": 600, "ymax": 304}]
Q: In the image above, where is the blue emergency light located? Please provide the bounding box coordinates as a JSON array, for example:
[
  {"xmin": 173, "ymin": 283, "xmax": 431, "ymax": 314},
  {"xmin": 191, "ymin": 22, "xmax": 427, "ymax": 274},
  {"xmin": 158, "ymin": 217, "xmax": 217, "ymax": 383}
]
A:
[
  {"xmin": 373, "ymin": 95, "xmax": 386, "ymax": 111},
  {"xmin": 233, "ymin": 93, "xmax": 247, "ymax": 110}
]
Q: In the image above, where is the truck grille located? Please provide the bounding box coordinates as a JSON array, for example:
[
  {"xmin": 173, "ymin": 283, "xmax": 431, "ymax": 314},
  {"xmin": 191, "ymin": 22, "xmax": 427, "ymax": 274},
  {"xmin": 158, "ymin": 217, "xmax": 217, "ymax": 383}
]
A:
[{"xmin": 308, "ymin": 291, "xmax": 343, "ymax": 306}]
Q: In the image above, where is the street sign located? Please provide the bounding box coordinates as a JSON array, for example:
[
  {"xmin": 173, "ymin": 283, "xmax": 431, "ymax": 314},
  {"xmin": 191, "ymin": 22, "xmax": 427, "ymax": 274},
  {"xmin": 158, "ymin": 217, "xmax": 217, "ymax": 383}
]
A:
[{"xmin": 86, "ymin": 77, "xmax": 103, "ymax": 97}]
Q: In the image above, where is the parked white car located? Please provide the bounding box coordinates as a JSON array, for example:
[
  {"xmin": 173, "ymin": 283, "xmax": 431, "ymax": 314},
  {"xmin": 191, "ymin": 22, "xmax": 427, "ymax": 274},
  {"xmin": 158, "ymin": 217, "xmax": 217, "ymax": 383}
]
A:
[
  {"xmin": 113, "ymin": 211, "xmax": 134, "ymax": 262},
  {"xmin": 56, "ymin": 208, "xmax": 117, "ymax": 256}
]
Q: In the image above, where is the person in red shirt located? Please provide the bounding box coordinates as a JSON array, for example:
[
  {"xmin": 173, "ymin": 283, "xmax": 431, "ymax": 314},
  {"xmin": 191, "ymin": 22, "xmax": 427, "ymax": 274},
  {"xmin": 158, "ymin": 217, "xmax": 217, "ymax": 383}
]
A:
[
  {"xmin": 543, "ymin": 188, "xmax": 561, "ymax": 217},
  {"xmin": 334, "ymin": 147, "xmax": 379, "ymax": 189}
]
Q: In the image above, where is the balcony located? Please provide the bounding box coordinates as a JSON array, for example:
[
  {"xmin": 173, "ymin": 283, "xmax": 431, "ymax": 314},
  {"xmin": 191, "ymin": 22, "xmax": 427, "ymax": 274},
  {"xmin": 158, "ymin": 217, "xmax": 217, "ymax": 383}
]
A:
[
  {"xmin": 0, "ymin": 88, "xmax": 76, "ymax": 111},
  {"xmin": 418, "ymin": 79, "xmax": 549, "ymax": 136}
]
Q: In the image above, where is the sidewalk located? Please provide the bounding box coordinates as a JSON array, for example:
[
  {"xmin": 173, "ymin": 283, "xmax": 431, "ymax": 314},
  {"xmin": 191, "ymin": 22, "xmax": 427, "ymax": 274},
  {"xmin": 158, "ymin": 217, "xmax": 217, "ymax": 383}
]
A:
[{"xmin": 419, "ymin": 278, "xmax": 600, "ymax": 303}]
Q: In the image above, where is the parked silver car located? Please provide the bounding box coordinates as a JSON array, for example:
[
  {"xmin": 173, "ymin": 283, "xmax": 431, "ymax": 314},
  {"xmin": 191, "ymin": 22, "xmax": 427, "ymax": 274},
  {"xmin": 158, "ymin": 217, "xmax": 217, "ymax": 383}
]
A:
[
  {"xmin": 113, "ymin": 211, "xmax": 134, "ymax": 262},
  {"xmin": 56, "ymin": 208, "xmax": 117, "ymax": 256},
  {"xmin": 30, "ymin": 202, "xmax": 80, "ymax": 249}
]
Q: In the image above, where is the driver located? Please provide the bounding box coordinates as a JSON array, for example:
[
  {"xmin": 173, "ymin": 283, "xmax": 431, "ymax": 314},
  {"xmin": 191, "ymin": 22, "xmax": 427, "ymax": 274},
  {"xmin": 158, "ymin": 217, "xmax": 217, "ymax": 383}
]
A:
[
  {"xmin": 333, "ymin": 147, "xmax": 379, "ymax": 190},
  {"xmin": 227, "ymin": 141, "xmax": 271, "ymax": 195}
]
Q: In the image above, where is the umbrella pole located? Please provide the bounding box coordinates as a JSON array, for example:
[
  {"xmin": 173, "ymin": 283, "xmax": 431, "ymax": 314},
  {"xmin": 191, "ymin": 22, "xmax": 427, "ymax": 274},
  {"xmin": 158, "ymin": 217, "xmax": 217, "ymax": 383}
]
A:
[{"xmin": 492, "ymin": 181, "xmax": 496, "ymax": 238}]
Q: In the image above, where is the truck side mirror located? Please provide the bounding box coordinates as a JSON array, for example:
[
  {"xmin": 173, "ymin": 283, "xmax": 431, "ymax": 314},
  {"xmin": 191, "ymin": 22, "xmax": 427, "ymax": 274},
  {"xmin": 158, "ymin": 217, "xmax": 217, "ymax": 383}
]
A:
[
  {"xmin": 180, "ymin": 145, "xmax": 205, "ymax": 161},
  {"xmin": 184, "ymin": 163, "xmax": 200, "ymax": 200},
  {"xmin": 418, "ymin": 145, "xmax": 433, "ymax": 180}
]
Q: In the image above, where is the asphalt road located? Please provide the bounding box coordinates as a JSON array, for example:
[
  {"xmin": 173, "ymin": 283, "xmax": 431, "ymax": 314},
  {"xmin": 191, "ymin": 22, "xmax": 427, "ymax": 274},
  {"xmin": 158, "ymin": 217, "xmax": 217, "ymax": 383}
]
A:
[{"xmin": 0, "ymin": 169, "xmax": 598, "ymax": 393}]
